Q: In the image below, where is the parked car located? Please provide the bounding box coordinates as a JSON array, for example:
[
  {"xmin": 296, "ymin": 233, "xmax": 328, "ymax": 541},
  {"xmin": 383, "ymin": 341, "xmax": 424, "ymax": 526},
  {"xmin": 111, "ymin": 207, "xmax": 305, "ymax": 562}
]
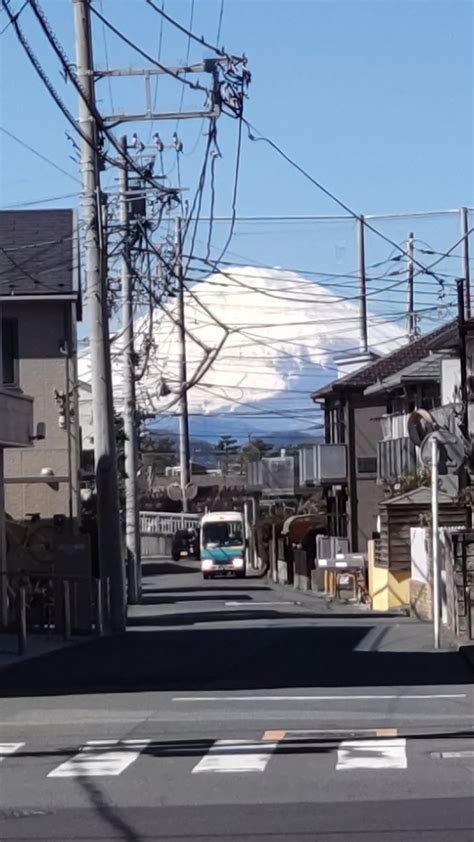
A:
[{"xmin": 171, "ymin": 528, "xmax": 200, "ymax": 562}]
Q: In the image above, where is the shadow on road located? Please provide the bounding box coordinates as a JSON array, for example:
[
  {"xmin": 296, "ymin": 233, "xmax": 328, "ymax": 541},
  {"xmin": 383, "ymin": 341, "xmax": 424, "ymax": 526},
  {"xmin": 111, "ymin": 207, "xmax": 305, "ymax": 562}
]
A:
[
  {"xmin": 1, "ymin": 622, "xmax": 472, "ymax": 697},
  {"xmin": 78, "ymin": 776, "xmax": 140, "ymax": 842},
  {"xmin": 140, "ymin": 594, "xmax": 254, "ymax": 605}
]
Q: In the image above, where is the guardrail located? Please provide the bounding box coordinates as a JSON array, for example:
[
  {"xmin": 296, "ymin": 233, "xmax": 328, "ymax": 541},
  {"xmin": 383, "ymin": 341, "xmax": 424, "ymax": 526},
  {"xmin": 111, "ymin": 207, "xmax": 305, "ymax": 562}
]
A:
[
  {"xmin": 139, "ymin": 511, "xmax": 200, "ymax": 536},
  {"xmin": 2, "ymin": 571, "xmax": 109, "ymax": 655}
]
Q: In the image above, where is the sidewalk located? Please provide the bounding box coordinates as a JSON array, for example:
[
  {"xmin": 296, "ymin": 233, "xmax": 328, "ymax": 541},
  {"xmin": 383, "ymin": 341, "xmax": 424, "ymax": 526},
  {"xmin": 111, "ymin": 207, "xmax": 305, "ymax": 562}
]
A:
[{"xmin": 0, "ymin": 632, "xmax": 84, "ymax": 670}]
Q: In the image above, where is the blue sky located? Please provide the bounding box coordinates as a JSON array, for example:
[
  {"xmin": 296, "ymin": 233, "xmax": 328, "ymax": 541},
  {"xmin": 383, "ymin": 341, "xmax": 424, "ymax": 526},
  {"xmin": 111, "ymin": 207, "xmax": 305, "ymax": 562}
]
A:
[
  {"xmin": 1, "ymin": 0, "xmax": 472, "ymax": 213},
  {"xmin": 0, "ymin": 0, "xmax": 472, "ymax": 325}
]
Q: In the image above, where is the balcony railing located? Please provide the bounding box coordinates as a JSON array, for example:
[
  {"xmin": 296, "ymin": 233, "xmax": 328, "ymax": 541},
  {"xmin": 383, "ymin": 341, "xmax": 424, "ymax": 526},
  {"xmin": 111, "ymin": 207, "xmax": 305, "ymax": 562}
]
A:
[{"xmin": 377, "ymin": 437, "xmax": 417, "ymax": 483}]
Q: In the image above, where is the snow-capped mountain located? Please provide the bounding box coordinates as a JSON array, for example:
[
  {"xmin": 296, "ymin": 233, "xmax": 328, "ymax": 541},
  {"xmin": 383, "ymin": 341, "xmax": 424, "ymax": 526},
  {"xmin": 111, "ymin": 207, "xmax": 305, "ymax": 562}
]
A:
[{"xmin": 78, "ymin": 266, "xmax": 405, "ymax": 439}]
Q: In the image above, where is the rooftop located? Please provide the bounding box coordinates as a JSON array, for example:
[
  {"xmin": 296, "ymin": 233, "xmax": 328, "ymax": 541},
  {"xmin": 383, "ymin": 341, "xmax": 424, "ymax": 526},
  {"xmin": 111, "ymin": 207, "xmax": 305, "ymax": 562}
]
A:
[
  {"xmin": 311, "ymin": 320, "xmax": 459, "ymax": 400},
  {"xmin": 0, "ymin": 209, "xmax": 79, "ymax": 297}
]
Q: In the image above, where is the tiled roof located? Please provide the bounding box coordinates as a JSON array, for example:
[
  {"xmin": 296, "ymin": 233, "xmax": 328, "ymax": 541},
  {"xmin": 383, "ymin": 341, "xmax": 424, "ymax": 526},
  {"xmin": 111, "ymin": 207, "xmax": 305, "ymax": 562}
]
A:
[
  {"xmin": 311, "ymin": 320, "xmax": 458, "ymax": 399},
  {"xmin": 0, "ymin": 209, "xmax": 78, "ymax": 296}
]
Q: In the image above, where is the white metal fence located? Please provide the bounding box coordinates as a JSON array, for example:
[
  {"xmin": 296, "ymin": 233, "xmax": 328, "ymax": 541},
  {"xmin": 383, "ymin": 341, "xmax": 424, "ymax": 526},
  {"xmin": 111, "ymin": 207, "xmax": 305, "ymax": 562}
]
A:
[{"xmin": 139, "ymin": 511, "xmax": 200, "ymax": 536}]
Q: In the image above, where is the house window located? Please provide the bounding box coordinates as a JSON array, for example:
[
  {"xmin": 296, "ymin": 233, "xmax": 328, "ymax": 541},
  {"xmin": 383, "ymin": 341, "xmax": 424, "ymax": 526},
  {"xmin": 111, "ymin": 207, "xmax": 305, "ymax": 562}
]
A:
[{"xmin": 2, "ymin": 318, "xmax": 18, "ymax": 386}]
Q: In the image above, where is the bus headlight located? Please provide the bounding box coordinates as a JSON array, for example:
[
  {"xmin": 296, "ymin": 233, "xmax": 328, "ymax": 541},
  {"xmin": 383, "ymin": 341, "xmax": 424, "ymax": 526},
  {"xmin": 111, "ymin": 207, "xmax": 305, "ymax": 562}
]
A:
[
  {"xmin": 232, "ymin": 558, "xmax": 244, "ymax": 569},
  {"xmin": 202, "ymin": 559, "xmax": 213, "ymax": 571}
]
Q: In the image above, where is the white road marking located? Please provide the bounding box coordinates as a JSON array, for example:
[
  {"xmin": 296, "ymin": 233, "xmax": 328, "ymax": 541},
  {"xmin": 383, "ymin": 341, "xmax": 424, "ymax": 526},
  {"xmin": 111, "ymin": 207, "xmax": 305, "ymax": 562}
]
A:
[
  {"xmin": 192, "ymin": 739, "xmax": 277, "ymax": 774},
  {"xmin": 0, "ymin": 743, "xmax": 24, "ymax": 759},
  {"xmin": 47, "ymin": 739, "xmax": 150, "ymax": 778},
  {"xmin": 337, "ymin": 738, "xmax": 407, "ymax": 770},
  {"xmin": 431, "ymin": 750, "xmax": 474, "ymax": 759},
  {"xmin": 225, "ymin": 601, "xmax": 295, "ymax": 606},
  {"xmin": 174, "ymin": 694, "xmax": 466, "ymax": 702}
]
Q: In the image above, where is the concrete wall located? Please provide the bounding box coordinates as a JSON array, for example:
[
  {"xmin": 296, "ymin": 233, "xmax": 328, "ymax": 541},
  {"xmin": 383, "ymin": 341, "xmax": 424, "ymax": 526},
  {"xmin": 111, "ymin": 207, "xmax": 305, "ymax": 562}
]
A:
[{"xmin": 2, "ymin": 300, "xmax": 80, "ymax": 520}]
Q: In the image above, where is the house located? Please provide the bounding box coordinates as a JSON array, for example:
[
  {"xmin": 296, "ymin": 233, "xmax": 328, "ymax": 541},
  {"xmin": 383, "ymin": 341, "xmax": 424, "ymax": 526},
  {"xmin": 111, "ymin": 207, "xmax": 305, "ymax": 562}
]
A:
[
  {"xmin": 0, "ymin": 209, "xmax": 81, "ymax": 525},
  {"xmin": 0, "ymin": 375, "xmax": 34, "ymax": 625},
  {"xmin": 309, "ymin": 321, "xmax": 460, "ymax": 554}
]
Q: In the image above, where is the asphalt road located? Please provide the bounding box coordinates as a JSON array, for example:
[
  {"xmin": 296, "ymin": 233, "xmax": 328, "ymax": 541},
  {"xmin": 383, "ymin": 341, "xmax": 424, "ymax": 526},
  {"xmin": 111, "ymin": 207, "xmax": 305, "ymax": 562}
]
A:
[{"xmin": 1, "ymin": 558, "xmax": 473, "ymax": 841}]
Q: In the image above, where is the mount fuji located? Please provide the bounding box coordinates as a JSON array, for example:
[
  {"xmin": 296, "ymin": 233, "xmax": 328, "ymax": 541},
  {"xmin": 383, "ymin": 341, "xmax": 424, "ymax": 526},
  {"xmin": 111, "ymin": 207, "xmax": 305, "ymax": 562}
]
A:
[{"xmin": 78, "ymin": 266, "xmax": 405, "ymax": 442}]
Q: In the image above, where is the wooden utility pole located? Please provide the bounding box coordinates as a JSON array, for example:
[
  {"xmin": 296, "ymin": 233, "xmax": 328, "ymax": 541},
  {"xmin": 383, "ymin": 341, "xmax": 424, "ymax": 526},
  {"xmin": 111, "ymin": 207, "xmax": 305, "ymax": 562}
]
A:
[{"xmin": 74, "ymin": 0, "xmax": 125, "ymax": 632}]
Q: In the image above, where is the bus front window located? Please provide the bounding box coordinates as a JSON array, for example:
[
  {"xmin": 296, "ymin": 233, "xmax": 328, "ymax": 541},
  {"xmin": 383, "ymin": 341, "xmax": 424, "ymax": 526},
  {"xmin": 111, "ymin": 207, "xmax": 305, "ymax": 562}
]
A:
[{"xmin": 203, "ymin": 522, "xmax": 243, "ymax": 548}]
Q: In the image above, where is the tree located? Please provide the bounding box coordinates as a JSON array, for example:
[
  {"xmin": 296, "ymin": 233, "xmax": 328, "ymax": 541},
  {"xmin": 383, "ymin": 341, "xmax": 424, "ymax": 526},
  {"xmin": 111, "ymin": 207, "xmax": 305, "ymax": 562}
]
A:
[
  {"xmin": 215, "ymin": 436, "xmax": 239, "ymax": 475},
  {"xmin": 139, "ymin": 433, "xmax": 177, "ymax": 475},
  {"xmin": 240, "ymin": 437, "xmax": 274, "ymax": 463}
]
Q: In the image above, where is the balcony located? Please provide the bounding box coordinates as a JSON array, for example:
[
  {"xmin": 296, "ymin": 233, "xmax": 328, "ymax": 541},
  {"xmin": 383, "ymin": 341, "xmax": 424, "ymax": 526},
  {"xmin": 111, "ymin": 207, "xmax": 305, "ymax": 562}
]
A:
[
  {"xmin": 377, "ymin": 437, "xmax": 417, "ymax": 484},
  {"xmin": 0, "ymin": 388, "xmax": 34, "ymax": 448},
  {"xmin": 299, "ymin": 444, "xmax": 347, "ymax": 486},
  {"xmin": 247, "ymin": 456, "xmax": 295, "ymax": 496}
]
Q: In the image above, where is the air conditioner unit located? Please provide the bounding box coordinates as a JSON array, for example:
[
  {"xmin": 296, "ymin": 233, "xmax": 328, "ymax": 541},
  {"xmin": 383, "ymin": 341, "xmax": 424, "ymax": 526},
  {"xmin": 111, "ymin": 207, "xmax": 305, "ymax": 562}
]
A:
[
  {"xmin": 299, "ymin": 444, "xmax": 347, "ymax": 485},
  {"xmin": 316, "ymin": 535, "xmax": 332, "ymax": 560},
  {"xmin": 316, "ymin": 535, "xmax": 350, "ymax": 560}
]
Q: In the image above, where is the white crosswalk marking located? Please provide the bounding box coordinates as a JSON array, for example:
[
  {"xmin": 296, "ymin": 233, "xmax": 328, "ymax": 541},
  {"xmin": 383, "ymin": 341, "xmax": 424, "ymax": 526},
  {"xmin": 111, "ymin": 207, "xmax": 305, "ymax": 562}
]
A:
[
  {"xmin": 47, "ymin": 740, "xmax": 150, "ymax": 778},
  {"xmin": 336, "ymin": 738, "xmax": 407, "ymax": 770},
  {"xmin": 0, "ymin": 743, "xmax": 24, "ymax": 760},
  {"xmin": 192, "ymin": 739, "xmax": 278, "ymax": 773}
]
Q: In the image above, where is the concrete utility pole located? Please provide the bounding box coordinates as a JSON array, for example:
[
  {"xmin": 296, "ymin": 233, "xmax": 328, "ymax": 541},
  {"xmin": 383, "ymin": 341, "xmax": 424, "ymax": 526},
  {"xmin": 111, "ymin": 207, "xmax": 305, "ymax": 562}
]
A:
[
  {"xmin": 119, "ymin": 135, "xmax": 141, "ymax": 605},
  {"xmin": 175, "ymin": 216, "xmax": 191, "ymax": 513},
  {"xmin": 431, "ymin": 435, "xmax": 440, "ymax": 650},
  {"xmin": 357, "ymin": 215, "xmax": 368, "ymax": 354},
  {"xmin": 407, "ymin": 232, "xmax": 416, "ymax": 341},
  {"xmin": 74, "ymin": 0, "xmax": 125, "ymax": 632},
  {"xmin": 461, "ymin": 207, "xmax": 471, "ymax": 319}
]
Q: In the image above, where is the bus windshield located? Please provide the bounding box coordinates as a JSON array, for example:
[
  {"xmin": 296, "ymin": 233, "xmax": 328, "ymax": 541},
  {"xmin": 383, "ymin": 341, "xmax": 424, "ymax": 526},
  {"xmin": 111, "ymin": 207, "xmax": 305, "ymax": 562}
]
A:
[{"xmin": 202, "ymin": 521, "xmax": 243, "ymax": 548}]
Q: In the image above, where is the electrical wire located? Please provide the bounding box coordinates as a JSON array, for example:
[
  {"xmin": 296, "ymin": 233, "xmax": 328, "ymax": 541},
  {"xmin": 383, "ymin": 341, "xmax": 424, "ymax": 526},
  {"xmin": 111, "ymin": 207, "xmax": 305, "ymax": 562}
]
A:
[
  {"xmin": 0, "ymin": 125, "xmax": 82, "ymax": 184},
  {"xmin": 216, "ymin": 0, "xmax": 225, "ymax": 44},
  {"xmin": 145, "ymin": 0, "xmax": 236, "ymax": 59},
  {"xmin": 242, "ymin": 119, "xmax": 458, "ymax": 290},
  {"xmin": 99, "ymin": 0, "xmax": 114, "ymax": 115},
  {"xmin": 148, "ymin": 0, "xmax": 166, "ymax": 142},
  {"xmin": 0, "ymin": 0, "xmax": 28, "ymax": 35},
  {"xmin": 90, "ymin": 2, "xmax": 210, "ymax": 94},
  {"xmin": 23, "ymin": 1, "xmax": 180, "ymax": 198}
]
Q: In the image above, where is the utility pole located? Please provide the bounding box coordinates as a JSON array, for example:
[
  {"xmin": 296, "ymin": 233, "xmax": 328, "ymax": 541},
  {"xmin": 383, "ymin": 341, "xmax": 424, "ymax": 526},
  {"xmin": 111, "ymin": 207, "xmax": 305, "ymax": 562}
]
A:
[
  {"xmin": 461, "ymin": 207, "xmax": 471, "ymax": 319},
  {"xmin": 74, "ymin": 0, "xmax": 125, "ymax": 632},
  {"xmin": 119, "ymin": 135, "xmax": 141, "ymax": 605},
  {"xmin": 431, "ymin": 435, "xmax": 440, "ymax": 650},
  {"xmin": 358, "ymin": 215, "xmax": 368, "ymax": 354},
  {"xmin": 407, "ymin": 231, "xmax": 416, "ymax": 341},
  {"xmin": 175, "ymin": 216, "xmax": 191, "ymax": 514},
  {"xmin": 457, "ymin": 277, "xmax": 471, "ymax": 529}
]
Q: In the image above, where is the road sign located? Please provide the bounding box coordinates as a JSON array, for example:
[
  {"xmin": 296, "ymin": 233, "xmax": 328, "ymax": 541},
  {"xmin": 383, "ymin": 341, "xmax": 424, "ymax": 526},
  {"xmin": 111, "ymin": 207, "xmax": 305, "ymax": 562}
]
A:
[
  {"xmin": 185, "ymin": 482, "xmax": 198, "ymax": 501},
  {"xmin": 167, "ymin": 481, "xmax": 198, "ymax": 501},
  {"xmin": 420, "ymin": 429, "xmax": 467, "ymax": 474},
  {"xmin": 167, "ymin": 482, "xmax": 181, "ymax": 501}
]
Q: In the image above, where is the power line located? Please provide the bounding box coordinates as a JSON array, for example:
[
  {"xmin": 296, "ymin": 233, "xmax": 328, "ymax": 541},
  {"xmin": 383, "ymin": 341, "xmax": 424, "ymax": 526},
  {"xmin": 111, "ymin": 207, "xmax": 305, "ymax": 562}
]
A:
[
  {"xmin": 242, "ymin": 119, "xmax": 457, "ymax": 289},
  {"xmin": 2, "ymin": 192, "xmax": 80, "ymax": 209},
  {"xmin": 90, "ymin": 3, "xmax": 210, "ymax": 94},
  {"xmin": 0, "ymin": 0, "xmax": 28, "ymax": 35},
  {"xmin": 0, "ymin": 126, "xmax": 82, "ymax": 184},
  {"xmin": 145, "ymin": 0, "xmax": 233, "ymax": 58},
  {"xmin": 216, "ymin": 0, "xmax": 225, "ymax": 44}
]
